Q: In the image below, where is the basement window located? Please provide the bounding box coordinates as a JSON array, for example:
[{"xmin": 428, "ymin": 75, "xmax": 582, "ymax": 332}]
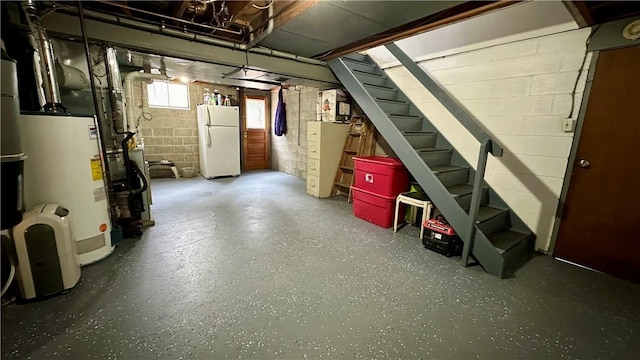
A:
[{"xmin": 147, "ymin": 81, "xmax": 190, "ymax": 110}]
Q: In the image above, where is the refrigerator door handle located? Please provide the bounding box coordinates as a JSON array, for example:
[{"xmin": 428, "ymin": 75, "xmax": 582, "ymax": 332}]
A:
[
  {"xmin": 206, "ymin": 106, "xmax": 211, "ymax": 126},
  {"xmin": 207, "ymin": 126, "xmax": 212, "ymax": 148}
]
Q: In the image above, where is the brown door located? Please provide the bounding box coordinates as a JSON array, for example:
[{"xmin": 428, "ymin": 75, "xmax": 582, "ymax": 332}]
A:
[
  {"xmin": 554, "ymin": 46, "xmax": 640, "ymax": 282},
  {"xmin": 242, "ymin": 95, "xmax": 270, "ymax": 170}
]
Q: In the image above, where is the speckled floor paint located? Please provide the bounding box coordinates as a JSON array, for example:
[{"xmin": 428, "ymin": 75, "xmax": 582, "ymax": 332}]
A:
[{"xmin": 2, "ymin": 170, "xmax": 640, "ymax": 359}]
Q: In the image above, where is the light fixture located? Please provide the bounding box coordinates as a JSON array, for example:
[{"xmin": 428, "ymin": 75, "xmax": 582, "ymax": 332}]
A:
[{"xmin": 179, "ymin": 76, "xmax": 191, "ymax": 83}]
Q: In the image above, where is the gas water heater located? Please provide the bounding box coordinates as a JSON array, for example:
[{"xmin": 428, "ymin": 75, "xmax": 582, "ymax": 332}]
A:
[{"xmin": 20, "ymin": 114, "xmax": 114, "ymax": 265}]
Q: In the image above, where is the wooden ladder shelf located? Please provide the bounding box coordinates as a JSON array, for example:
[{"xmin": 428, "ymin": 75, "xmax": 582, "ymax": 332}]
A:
[{"xmin": 331, "ymin": 115, "xmax": 376, "ymax": 202}]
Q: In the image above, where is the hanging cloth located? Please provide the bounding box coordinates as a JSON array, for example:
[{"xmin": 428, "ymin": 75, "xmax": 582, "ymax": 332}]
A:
[{"xmin": 274, "ymin": 88, "xmax": 287, "ymax": 136}]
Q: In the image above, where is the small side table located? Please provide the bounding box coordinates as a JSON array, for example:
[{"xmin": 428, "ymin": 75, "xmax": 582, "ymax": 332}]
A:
[{"xmin": 394, "ymin": 192, "xmax": 433, "ymax": 240}]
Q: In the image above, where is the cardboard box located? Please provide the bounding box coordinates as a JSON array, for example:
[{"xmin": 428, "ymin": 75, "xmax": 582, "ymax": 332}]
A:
[{"xmin": 320, "ymin": 89, "xmax": 351, "ymax": 122}]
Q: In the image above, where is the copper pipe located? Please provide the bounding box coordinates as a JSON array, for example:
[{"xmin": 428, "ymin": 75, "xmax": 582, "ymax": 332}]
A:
[{"xmin": 95, "ymin": 0, "xmax": 243, "ymax": 35}]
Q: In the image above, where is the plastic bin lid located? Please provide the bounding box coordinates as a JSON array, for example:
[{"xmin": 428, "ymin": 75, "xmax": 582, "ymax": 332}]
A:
[{"xmin": 353, "ymin": 156, "xmax": 405, "ymax": 167}]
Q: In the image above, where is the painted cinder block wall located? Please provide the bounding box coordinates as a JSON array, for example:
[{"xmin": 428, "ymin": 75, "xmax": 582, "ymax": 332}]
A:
[
  {"xmin": 131, "ymin": 81, "xmax": 238, "ymax": 171},
  {"xmin": 270, "ymin": 86, "xmax": 320, "ymax": 179},
  {"xmin": 369, "ymin": 27, "xmax": 592, "ymax": 252}
]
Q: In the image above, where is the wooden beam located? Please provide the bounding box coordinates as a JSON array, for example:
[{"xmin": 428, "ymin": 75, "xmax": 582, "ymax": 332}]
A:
[
  {"xmin": 319, "ymin": 0, "xmax": 520, "ymax": 61},
  {"xmin": 272, "ymin": 0, "xmax": 319, "ymax": 30},
  {"xmin": 562, "ymin": 1, "xmax": 594, "ymax": 28},
  {"xmin": 171, "ymin": 0, "xmax": 190, "ymax": 19},
  {"xmin": 244, "ymin": 0, "xmax": 318, "ymax": 40},
  {"xmin": 226, "ymin": 1, "xmax": 253, "ymax": 28}
]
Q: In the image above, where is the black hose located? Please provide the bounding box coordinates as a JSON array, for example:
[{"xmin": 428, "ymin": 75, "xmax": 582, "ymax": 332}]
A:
[
  {"xmin": 120, "ymin": 131, "xmax": 135, "ymax": 185},
  {"xmin": 129, "ymin": 160, "xmax": 148, "ymax": 195}
]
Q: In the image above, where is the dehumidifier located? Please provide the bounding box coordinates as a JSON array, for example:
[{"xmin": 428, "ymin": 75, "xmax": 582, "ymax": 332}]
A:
[{"xmin": 12, "ymin": 204, "xmax": 80, "ymax": 299}]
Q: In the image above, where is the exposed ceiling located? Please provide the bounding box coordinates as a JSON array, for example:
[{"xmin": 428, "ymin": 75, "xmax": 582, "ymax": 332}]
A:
[
  {"xmin": 26, "ymin": 0, "xmax": 640, "ymax": 91},
  {"xmin": 50, "ymin": 1, "xmax": 640, "ymax": 61},
  {"xmin": 258, "ymin": 1, "xmax": 464, "ymax": 58},
  {"xmin": 115, "ymin": 48, "xmax": 286, "ymax": 90}
]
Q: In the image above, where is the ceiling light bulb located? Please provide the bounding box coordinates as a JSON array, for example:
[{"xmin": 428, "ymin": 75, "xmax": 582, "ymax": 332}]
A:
[{"xmin": 179, "ymin": 77, "xmax": 190, "ymax": 83}]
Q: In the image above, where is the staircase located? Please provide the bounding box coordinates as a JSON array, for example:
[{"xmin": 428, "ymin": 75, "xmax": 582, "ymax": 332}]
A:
[{"xmin": 329, "ymin": 51, "xmax": 534, "ymax": 278}]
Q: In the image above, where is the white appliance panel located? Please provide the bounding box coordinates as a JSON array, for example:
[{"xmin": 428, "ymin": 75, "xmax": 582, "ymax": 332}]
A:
[
  {"xmin": 202, "ymin": 126, "xmax": 240, "ymax": 178},
  {"xmin": 197, "ymin": 105, "xmax": 241, "ymax": 178},
  {"xmin": 20, "ymin": 115, "xmax": 113, "ymax": 265},
  {"xmin": 204, "ymin": 105, "xmax": 239, "ymax": 126}
]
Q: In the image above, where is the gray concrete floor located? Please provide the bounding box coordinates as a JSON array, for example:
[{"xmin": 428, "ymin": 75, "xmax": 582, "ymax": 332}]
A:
[{"xmin": 2, "ymin": 170, "xmax": 640, "ymax": 359}]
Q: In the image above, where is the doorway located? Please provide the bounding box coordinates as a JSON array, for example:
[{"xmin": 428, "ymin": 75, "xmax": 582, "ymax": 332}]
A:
[
  {"xmin": 242, "ymin": 95, "xmax": 270, "ymax": 170},
  {"xmin": 554, "ymin": 46, "xmax": 640, "ymax": 283}
]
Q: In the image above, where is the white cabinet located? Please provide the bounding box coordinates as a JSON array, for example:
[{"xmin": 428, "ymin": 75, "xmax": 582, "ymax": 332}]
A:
[{"xmin": 306, "ymin": 122, "xmax": 349, "ymax": 198}]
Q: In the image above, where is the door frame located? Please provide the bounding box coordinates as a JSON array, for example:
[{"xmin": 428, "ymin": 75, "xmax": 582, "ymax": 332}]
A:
[
  {"xmin": 240, "ymin": 92, "xmax": 271, "ymax": 171},
  {"xmin": 549, "ymin": 44, "xmax": 640, "ymax": 255},
  {"xmin": 547, "ymin": 51, "xmax": 600, "ymax": 256}
]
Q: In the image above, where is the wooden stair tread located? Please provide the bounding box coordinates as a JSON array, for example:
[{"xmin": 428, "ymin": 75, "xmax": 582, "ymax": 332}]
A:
[
  {"xmin": 363, "ymin": 83, "xmax": 396, "ymax": 90},
  {"xmin": 415, "ymin": 147, "xmax": 452, "ymax": 153},
  {"xmin": 352, "ymin": 69, "xmax": 384, "ymax": 78},
  {"xmin": 344, "ymin": 149, "xmax": 358, "ymax": 154},
  {"xmin": 376, "ymin": 97, "xmax": 408, "ymax": 104},
  {"xmin": 389, "ymin": 114, "xmax": 422, "ymax": 120},
  {"xmin": 446, "ymin": 184, "xmax": 474, "ymax": 197},
  {"xmin": 487, "ymin": 229, "xmax": 529, "ymax": 254},
  {"xmin": 431, "ymin": 165, "xmax": 468, "ymax": 174},
  {"xmin": 334, "ymin": 181, "xmax": 351, "ymax": 188},
  {"xmin": 476, "ymin": 206, "xmax": 507, "ymax": 223},
  {"xmin": 348, "ymin": 133, "xmax": 362, "ymax": 137},
  {"xmin": 342, "ymin": 56, "xmax": 374, "ymax": 66},
  {"xmin": 339, "ymin": 166, "xmax": 354, "ymax": 171},
  {"xmin": 402, "ymin": 131, "xmax": 437, "ymax": 135}
]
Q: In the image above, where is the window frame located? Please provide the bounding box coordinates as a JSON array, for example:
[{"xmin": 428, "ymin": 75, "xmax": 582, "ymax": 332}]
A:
[{"xmin": 146, "ymin": 80, "xmax": 191, "ymax": 110}]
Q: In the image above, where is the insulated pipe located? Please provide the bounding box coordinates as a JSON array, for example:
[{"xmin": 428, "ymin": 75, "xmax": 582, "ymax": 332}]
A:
[
  {"xmin": 246, "ymin": 2, "xmax": 274, "ymax": 50},
  {"xmin": 22, "ymin": 1, "xmax": 64, "ymax": 111},
  {"xmin": 123, "ymin": 72, "xmax": 168, "ymax": 133},
  {"xmin": 53, "ymin": 6, "xmax": 327, "ymax": 66},
  {"xmin": 35, "ymin": 24, "xmax": 63, "ymax": 111}
]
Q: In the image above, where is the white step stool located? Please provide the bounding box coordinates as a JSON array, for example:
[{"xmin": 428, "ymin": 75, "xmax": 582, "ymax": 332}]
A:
[
  {"xmin": 394, "ymin": 192, "xmax": 433, "ymax": 240},
  {"xmin": 148, "ymin": 160, "xmax": 180, "ymax": 179}
]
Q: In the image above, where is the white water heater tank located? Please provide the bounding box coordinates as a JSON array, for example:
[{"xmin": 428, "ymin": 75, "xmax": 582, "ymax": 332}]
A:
[{"xmin": 20, "ymin": 114, "xmax": 113, "ymax": 265}]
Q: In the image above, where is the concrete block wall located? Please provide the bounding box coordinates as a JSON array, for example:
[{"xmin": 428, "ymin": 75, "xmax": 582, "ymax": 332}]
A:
[
  {"xmin": 270, "ymin": 86, "xmax": 320, "ymax": 179},
  {"xmin": 369, "ymin": 28, "xmax": 592, "ymax": 251},
  {"xmin": 131, "ymin": 81, "xmax": 238, "ymax": 171}
]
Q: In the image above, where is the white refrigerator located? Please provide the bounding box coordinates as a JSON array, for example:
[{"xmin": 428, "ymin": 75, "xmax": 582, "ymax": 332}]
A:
[{"xmin": 197, "ymin": 105, "xmax": 241, "ymax": 178}]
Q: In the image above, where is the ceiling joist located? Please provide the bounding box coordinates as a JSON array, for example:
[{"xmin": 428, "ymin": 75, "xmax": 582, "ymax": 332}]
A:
[{"xmin": 562, "ymin": 1, "xmax": 594, "ymax": 28}]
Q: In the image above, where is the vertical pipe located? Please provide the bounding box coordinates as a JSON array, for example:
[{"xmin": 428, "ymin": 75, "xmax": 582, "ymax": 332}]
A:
[
  {"xmin": 77, "ymin": 2, "xmax": 112, "ymax": 209},
  {"xmin": 297, "ymin": 88, "xmax": 301, "ymax": 146},
  {"xmin": 35, "ymin": 24, "xmax": 63, "ymax": 111}
]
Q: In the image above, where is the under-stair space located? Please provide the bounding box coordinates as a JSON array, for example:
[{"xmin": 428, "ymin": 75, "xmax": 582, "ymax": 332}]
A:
[{"xmin": 329, "ymin": 52, "xmax": 534, "ymax": 278}]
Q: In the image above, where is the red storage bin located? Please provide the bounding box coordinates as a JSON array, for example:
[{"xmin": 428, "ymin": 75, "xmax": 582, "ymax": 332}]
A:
[
  {"xmin": 353, "ymin": 156, "xmax": 409, "ymax": 197},
  {"xmin": 351, "ymin": 186, "xmax": 404, "ymax": 228}
]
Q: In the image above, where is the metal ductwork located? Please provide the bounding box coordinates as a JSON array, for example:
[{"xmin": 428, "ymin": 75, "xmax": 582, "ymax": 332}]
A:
[{"xmin": 21, "ymin": 1, "xmax": 65, "ymax": 112}]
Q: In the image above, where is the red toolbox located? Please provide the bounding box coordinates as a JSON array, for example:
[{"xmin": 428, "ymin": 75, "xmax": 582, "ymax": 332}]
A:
[
  {"xmin": 351, "ymin": 186, "xmax": 404, "ymax": 228},
  {"xmin": 353, "ymin": 156, "xmax": 409, "ymax": 197}
]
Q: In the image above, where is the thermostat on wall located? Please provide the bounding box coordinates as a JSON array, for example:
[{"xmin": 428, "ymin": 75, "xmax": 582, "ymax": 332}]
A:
[{"xmin": 622, "ymin": 20, "xmax": 640, "ymax": 41}]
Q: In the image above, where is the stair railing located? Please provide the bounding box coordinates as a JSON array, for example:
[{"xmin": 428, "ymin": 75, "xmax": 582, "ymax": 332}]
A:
[
  {"xmin": 385, "ymin": 44, "xmax": 504, "ymax": 157},
  {"xmin": 384, "ymin": 43, "xmax": 504, "ymax": 265},
  {"xmin": 462, "ymin": 138, "xmax": 493, "ymax": 265}
]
